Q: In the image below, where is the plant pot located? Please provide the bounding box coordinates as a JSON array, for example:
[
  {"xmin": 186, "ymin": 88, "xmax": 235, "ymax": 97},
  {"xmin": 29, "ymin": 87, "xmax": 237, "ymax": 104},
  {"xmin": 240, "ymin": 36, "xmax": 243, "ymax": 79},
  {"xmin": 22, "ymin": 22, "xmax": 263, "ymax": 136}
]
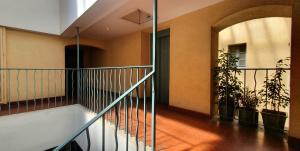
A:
[
  {"xmin": 219, "ymin": 101, "xmax": 235, "ymax": 121},
  {"xmin": 238, "ymin": 108, "xmax": 258, "ymax": 127},
  {"xmin": 261, "ymin": 109, "xmax": 287, "ymax": 134}
]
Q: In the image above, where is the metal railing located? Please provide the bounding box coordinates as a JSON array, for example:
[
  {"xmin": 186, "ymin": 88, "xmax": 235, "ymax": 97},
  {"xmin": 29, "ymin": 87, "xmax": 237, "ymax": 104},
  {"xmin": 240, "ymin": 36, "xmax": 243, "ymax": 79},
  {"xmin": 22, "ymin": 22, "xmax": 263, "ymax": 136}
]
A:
[
  {"xmin": 0, "ymin": 68, "xmax": 78, "ymax": 115},
  {"xmin": 54, "ymin": 66, "xmax": 154, "ymax": 151},
  {"xmin": 56, "ymin": 0, "xmax": 158, "ymax": 150}
]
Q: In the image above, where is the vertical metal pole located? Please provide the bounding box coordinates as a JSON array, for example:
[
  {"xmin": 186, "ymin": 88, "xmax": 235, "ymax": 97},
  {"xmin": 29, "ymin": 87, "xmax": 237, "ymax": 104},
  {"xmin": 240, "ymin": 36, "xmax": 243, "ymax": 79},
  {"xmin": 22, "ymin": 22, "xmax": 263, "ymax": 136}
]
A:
[
  {"xmin": 66, "ymin": 70, "xmax": 69, "ymax": 105},
  {"xmin": 151, "ymin": 0, "xmax": 157, "ymax": 150},
  {"xmin": 54, "ymin": 70, "xmax": 57, "ymax": 107},
  {"xmin": 135, "ymin": 68, "xmax": 140, "ymax": 151},
  {"xmin": 41, "ymin": 70, "xmax": 44, "ymax": 108},
  {"xmin": 76, "ymin": 27, "xmax": 80, "ymax": 104},
  {"xmin": 92, "ymin": 69, "xmax": 96, "ymax": 112},
  {"xmin": 130, "ymin": 68, "xmax": 133, "ymax": 135},
  {"xmin": 17, "ymin": 70, "xmax": 20, "ymax": 113},
  {"xmin": 102, "ymin": 70, "xmax": 106, "ymax": 151},
  {"xmin": 114, "ymin": 69, "xmax": 119, "ymax": 151},
  {"xmin": 60, "ymin": 70, "xmax": 63, "ymax": 106},
  {"xmin": 26, "ymin": 70, "xmax": 29, "ymax": 111},
  {"xmin": 144, "ymin": 68, "xmax": 147, "ymax": 151},
  {"xmin": 48, "ymin": 70, "xmax": 50, "ymax": 108},
  {"xmin": 34, "ymin": 70, "xmax": 37, "ymax": 109},
  {"xmin": 124, "ymin": 68, "xmax": 128, "ymax": 151},
  {"xmin": 8, "ymin": 70, "xmax": 10, "ymax": 114}
]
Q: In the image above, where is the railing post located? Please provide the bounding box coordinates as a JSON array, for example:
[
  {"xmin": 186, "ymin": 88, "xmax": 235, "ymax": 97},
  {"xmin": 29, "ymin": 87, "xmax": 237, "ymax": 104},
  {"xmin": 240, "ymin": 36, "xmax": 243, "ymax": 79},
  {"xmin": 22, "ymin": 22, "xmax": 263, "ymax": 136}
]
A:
[
  {"xmin": 151, "ymin": 0, "xmax": 157, "ymax": 150},
  {"xmin": 124, "ymin": 68, "xmax": 128, "ymax": 151},
  {"xmin": 76, "ymin": 27, "xmax": 80, "ymax": 104}
]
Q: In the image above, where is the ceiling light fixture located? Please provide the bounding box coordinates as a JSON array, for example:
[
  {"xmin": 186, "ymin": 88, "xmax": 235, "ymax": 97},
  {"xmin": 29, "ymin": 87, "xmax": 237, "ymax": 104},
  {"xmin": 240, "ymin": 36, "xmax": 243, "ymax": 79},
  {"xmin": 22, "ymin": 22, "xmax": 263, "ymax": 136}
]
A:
[{"xmin": 122, "ymin": 9, "xmax": 152, "ymax": 25}]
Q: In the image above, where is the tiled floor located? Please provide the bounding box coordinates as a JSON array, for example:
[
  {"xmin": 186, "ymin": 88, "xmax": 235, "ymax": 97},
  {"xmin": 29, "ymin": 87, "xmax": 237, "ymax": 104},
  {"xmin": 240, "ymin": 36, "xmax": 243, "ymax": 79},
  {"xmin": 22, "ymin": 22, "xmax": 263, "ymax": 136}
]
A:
[
  {"xmin": 151, "ymin": 105, "xmax": 296, "ymax": 151},
  {"xmin": 1, "ymin": 100, "xmax": 298, "ymax": 151},
  {"xmin": 113, "ymin": 103, "xmax": 297, "ymax": 151}
]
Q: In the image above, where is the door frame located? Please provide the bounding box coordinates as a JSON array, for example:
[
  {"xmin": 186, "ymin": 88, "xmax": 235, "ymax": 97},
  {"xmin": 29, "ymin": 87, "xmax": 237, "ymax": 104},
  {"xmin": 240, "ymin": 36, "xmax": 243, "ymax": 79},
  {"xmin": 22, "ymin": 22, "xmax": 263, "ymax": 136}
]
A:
[{"xmin": 151, "ymin": 28, "xmax": 171, "ymax": 105}]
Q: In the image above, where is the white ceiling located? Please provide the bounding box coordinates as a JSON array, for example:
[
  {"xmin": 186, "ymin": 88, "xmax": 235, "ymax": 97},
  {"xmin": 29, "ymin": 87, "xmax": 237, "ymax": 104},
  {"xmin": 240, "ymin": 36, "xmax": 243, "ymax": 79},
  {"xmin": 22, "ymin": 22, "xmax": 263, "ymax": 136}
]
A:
[{"xmin": 63, "ymin": 0, "xmax": 223, "ymax": 40}]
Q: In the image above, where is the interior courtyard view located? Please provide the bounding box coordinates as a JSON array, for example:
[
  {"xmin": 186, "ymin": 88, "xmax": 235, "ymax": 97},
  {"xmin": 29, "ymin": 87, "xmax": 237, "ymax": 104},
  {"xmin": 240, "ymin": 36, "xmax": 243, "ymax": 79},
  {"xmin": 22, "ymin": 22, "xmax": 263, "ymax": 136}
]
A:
[{"xmin": 0, "ymin": 0, "xmax": 300, "ymax": 151}]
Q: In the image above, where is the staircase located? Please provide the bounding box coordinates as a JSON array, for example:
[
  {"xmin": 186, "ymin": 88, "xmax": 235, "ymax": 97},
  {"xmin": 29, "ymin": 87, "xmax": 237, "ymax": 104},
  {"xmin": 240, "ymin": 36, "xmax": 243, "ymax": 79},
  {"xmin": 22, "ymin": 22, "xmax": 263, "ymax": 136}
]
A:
[{"xmin": 54, "ymin": 66, "xmax": 155, "ymax": 151}]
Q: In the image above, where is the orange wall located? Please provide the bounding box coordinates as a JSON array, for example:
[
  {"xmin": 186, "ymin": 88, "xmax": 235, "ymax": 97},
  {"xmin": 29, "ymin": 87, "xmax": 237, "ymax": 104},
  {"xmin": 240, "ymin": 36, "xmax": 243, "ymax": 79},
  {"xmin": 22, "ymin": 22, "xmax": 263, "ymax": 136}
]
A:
[
  {"xmin": 103, "ymin": 31, "xmax": 149, "ymax": 95},
  {"xmin": 6, "ymin": 28, "xmax": 65, "ymax": 69},
  {"xmin": 1, "ymin": 27, "xmax": 105, "ymax": 103},
  {"xmin": 106, "ymin": 31, "xmax": 143, "ymax": 66}
]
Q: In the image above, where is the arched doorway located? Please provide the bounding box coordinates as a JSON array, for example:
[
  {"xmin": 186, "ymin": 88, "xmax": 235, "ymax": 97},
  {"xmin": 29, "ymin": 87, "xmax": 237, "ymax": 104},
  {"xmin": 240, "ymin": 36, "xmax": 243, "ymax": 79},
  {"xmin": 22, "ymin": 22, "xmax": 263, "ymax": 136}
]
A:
[{"xmin": 210, "ymin": 5, "xmax": 292, "ymax": 127}]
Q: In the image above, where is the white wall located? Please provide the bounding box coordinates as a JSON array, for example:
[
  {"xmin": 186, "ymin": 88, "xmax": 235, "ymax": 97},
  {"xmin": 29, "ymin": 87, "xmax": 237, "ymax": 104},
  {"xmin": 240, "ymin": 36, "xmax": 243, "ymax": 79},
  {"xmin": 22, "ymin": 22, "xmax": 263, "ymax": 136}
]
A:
[
  {"xmin": 0, "ymin": 0, "xmax": 61, "ymax": 35},
  {"xmin": 59, "ymin": 0, "xmax": 97, "ymax": 33},
  {"xmin": 0, "ymin": 0, "xmax": 98, "ymax": 35},
  {"xmin": 0, "ymin": 105, "xmax": 149, "ymax": 151}
]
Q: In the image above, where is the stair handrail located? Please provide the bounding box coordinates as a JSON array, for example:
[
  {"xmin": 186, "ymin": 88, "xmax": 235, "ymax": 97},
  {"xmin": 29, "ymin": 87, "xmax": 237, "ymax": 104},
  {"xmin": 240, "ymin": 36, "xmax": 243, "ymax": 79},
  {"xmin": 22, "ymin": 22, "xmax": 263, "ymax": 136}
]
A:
[{"xmin": 54, "ymin": 70, "xmax": 154, "ymax": 151}]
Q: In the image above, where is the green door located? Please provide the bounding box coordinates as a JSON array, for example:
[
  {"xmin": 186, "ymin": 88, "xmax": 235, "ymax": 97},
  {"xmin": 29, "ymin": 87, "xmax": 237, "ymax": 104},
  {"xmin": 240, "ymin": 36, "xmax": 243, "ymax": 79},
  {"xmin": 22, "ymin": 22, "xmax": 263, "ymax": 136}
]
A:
[{"xmin": 152, "ymin": 29, "xmax": 170, "ymax": 105}]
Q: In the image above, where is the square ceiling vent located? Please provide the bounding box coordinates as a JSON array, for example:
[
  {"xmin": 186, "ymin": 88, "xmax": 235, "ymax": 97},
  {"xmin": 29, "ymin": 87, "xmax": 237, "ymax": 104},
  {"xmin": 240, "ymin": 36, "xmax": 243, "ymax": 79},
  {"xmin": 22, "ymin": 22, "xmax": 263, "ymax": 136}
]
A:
[{"xmin": 122, "ymin": 9, "xmax": 152, "ymax": 25}]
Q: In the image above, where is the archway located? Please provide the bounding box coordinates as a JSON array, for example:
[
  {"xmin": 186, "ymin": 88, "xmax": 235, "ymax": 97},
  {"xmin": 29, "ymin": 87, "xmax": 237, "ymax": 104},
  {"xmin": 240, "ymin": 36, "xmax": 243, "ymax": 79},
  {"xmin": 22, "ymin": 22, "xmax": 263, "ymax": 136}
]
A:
[{"xmin": 210, "ymin": 5, "xmax": 292, "ymax": 120}]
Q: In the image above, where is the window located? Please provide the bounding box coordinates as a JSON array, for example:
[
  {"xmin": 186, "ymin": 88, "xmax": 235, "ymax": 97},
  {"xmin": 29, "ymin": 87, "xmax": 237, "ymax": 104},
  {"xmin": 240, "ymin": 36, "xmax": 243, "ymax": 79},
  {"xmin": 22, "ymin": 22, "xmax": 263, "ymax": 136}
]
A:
[{"xmin": 228, "ymin": 43, "xmax": 247, "ymax": 67}]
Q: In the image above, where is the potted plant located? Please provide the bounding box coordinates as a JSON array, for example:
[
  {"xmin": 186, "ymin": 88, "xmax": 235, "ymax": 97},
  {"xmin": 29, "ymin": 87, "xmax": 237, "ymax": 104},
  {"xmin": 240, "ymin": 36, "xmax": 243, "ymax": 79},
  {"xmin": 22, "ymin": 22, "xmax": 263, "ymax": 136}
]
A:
[
  {"xmin": 258, "ymin": 58, "xmax": 290, "ymax": 134},
  {"xmin": 215, "ymin": 50, "xmax": 243, "ymax": 121},
  {"xmin": 238, "ymin": 88, "xmax": 259, "ymax": 127}
]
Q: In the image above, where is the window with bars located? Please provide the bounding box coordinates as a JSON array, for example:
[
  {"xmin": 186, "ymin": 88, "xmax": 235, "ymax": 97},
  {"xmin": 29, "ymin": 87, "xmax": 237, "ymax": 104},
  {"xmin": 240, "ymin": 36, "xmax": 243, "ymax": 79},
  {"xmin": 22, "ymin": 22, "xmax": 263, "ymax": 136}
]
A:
[{"xmin": 228, "ymin": 43, "xmax": 247, "ymax": 68}]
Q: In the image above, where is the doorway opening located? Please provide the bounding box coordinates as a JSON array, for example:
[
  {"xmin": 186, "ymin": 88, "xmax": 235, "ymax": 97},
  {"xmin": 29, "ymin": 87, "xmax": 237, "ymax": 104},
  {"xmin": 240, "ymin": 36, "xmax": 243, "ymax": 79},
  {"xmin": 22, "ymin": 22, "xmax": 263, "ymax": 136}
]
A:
[
  {"xmin": 152, "ymin": 29, "xmax": 170, "ymax": 106},
  {"xmin": 65, "ymin": 45, "xmax": 102, "ymax": 97}
]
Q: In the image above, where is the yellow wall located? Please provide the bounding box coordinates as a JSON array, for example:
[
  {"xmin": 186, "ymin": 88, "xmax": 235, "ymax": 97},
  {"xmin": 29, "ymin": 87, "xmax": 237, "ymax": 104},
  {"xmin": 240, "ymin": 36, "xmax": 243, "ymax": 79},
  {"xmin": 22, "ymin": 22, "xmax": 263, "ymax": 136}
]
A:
[
  {"xmin": 6, "ymin": 29, "xmax": 65, "ymax": 68},
  {"xmin": 4, "ymin": 28, "xmax": 66, "ymax": 102},
  {"xmin": 1, "ymin": 28, "xmax": 105, "ymax": 103},
  {"xmin": 101, "ymin": 31, "xmax": 149, "ymax": 96},
  {"xmin": 107, "ymin": 32, "xmax": 142, "ymax": 66}
]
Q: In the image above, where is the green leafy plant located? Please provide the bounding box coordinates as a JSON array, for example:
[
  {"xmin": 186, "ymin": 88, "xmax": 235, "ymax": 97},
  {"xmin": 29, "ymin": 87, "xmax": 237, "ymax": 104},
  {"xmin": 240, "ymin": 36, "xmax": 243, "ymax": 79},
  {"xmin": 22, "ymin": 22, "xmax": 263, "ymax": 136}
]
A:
[
  {"xmin": 258, "ymin": 58, "xmax": 290, "ymax": 112},
  {"xmin": 240, "ymin": 88, "xmax": 259, "ymax": 110},
  {"xmin": 214, "ymin": 50, "xmax": 243, "ymax": 120}
]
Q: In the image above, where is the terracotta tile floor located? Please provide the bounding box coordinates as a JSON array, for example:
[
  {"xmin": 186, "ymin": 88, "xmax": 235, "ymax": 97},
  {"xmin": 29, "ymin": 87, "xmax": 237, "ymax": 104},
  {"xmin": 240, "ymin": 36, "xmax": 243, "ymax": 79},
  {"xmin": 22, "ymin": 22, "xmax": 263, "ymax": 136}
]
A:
[
  {"xmin": 108, "ymin": 103, "xmax": 297, "ymax": 151},
  {"xmin": 152, "ymin": 105, "xmax": 295, "ymax": 151},
  {"xmin": 1, "ymin": 100, "xmax": 297, "ymax": 151}
]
